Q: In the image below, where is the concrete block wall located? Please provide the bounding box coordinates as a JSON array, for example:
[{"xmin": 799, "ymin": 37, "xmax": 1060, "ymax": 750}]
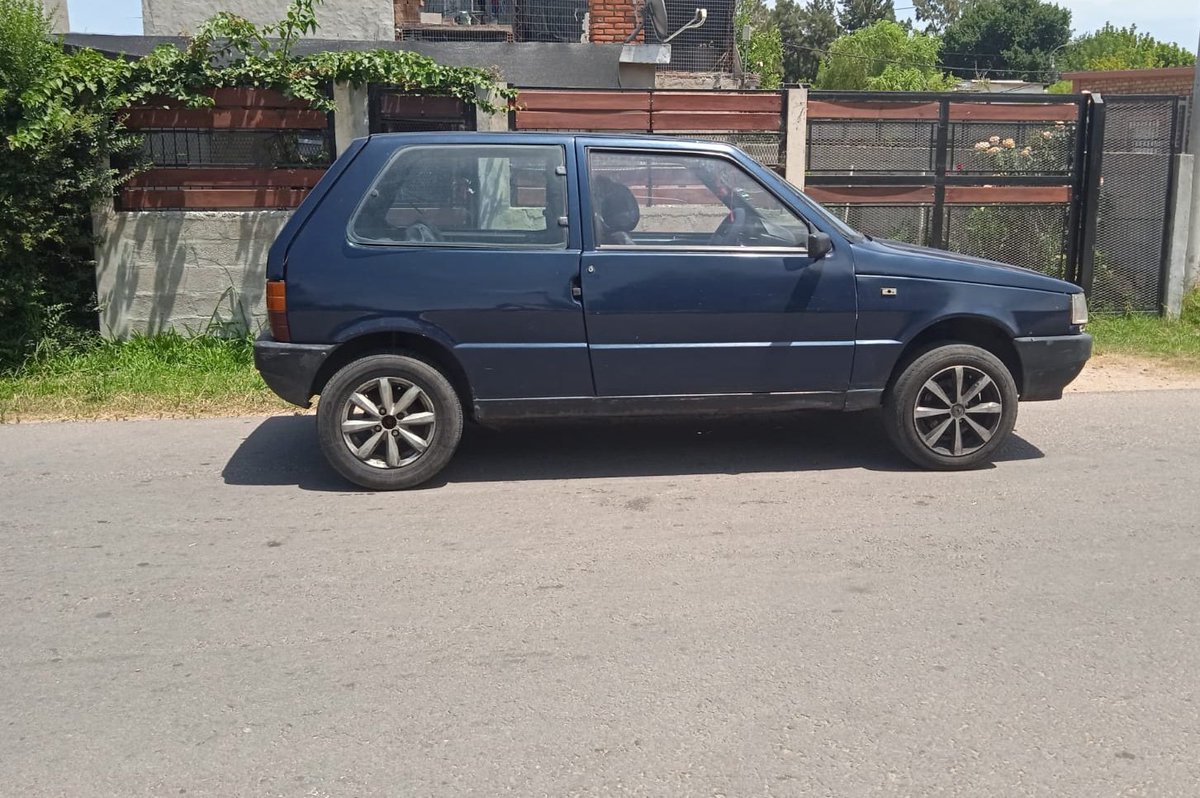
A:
[{"xmin": 94, "ymin": 207, "xmax": 290, "ymax": 339}]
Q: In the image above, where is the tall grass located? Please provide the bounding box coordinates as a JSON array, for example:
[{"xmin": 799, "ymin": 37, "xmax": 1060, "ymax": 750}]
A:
[
  {"xmin": 0, "ymin": 332, "xmax": 287, "ymax": 421},
  {"xmin": 1089, "ymin": 290, "xmax": 1200, "ymax": 369}
]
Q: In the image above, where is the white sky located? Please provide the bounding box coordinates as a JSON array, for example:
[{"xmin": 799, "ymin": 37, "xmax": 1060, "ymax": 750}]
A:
[{"xmin": 68, "ymin": 0, "xmax": 1199, "ymax": 50}]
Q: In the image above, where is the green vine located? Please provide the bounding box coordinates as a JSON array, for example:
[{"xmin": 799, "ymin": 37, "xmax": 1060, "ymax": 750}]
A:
[
  {"xmin": 121, "ymin": 0, "xmax": 516, "ymax": 112},
  {"xmin": 0, "ymin": 0, "xmax": 514, "ymax": 368}
]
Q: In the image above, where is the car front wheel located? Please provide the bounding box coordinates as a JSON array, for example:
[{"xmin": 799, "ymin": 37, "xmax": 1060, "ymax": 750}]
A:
[
  {"xmin": 316, "ymin": 354, "xmax": 464, "ymax": 490},
  {"xmin": 884, "ymin": 343, "xmax": 1019, "ymax": 470}
]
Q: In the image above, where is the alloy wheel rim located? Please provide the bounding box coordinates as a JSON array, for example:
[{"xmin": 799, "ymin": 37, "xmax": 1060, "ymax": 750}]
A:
[
  {"xmin": 340, "ymin": 377, "xmax": 436, "ymax": 469},
  {"xmin": 912, "ymin": 365, "xmax": 1003, "ymax": 457}
]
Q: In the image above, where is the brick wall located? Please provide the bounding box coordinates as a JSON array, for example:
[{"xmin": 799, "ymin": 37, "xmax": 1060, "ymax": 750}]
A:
[
  {"xmin": 394, "ymin": 0, "xmax": 421, "ymax": 28},
  {"xmin": 589, "ymin": 0, "xmax": 638, "ymax": 43},
  {"xmin": 1064, "ymin": 67, "xmax": 1195, "ymax": 97}
]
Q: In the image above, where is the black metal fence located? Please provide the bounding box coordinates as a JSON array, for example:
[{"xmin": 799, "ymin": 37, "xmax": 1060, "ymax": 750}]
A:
[
  {"xmin": 368, "ymin": 87, "xmax": 477, "ymax": 133},
  {"xmin": 805, "ymin": 91, "xmax": 1095, "ymax": 285},
  {"xmin": 1088, "ymin": 95, "xmax": 1184, "ymax": 312}
]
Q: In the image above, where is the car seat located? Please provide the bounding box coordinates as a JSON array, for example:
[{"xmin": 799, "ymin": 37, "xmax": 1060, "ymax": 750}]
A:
[{"xmin": 592, "ymin": 176, "xmax": 640, "ymax": 245}]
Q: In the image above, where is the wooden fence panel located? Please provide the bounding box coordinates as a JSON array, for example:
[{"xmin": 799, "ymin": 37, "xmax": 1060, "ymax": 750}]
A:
[{"xmin": 118, "ymin": 88, "xmax": 332, "ymax": 211}]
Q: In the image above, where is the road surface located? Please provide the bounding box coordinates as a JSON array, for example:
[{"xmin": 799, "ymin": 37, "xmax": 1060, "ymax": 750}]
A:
[{"xmin": 2, "ymin": 391, "xmax": 1198, "ymax": 796}]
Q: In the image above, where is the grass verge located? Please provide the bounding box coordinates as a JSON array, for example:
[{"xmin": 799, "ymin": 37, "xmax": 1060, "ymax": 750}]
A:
[
  {"xmin": 0, "ymin": 332, "xmax": 290, "ymax": 422},
  {"xmin": 3, "ymin": 295, "xmax": 1200, "ymax": 423},
  {"xmin": 1088, "ymin": 291, "xmax": 1200, "ymax": 371}
]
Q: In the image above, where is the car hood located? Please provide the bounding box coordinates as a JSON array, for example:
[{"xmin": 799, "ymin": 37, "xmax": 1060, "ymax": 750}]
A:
[{"xmin": 851, "ymin": 237, "xmax": 1080, "ymax": 294}]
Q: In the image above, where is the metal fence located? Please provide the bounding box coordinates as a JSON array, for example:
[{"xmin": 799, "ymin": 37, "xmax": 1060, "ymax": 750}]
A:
[
  {"xmin": 368, "ymin": 88, "xmax": 476, "ymax": 133},
  {"xmin": 1088, "ymin": 96, "xmax": 1184, "ymax": 312},
  {"xmin": 806, "ymin": 92, "xmax": 1093, "ymax": 285}
]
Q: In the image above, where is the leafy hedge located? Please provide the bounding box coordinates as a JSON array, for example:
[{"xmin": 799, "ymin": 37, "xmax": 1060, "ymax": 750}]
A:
[{"xmin": 0, "ymin": 0, "xmax": 514, "ymax": 371}]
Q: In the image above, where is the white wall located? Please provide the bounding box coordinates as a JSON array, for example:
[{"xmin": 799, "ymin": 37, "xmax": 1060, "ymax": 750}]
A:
[
  {"xmin": 42, "ymin": 0, "xmax": 69, "ymax": 32},
  {"xmin": 142, "ymin": 0, "xmax": 394, "ymax": 40}
]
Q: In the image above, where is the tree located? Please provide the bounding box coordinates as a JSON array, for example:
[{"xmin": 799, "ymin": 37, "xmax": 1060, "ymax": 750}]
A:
[
  {"xmin": 815, "ymin": 19, "xmax": 955, "ymax": 90},
  {"xmin": 838, "ymin": 0, "xmax": 895, "ymax": 33},
  {"xmin": 1058, "ymin": 23, "xmax": 1195, "ymax": 73},
  {"xmin": 911, "ymin": 0, "xmax": 973, "ymax": 34},
  {"xmin": 941, "ymin": 0, "xmax": 1071, "ymax": 81},
  {"xmin": 735, "ymin": 0, "xmax": 784, "ymax": 88},
  {"xmin": 772, "ymin": 0, "xmax": 839, "ymax": 84}
]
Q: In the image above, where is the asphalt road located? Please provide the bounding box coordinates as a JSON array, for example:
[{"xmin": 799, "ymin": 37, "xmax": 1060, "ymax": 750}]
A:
[{"xmin": 2, "ymin": 391, "xmax": 1198, "ymax": 797}]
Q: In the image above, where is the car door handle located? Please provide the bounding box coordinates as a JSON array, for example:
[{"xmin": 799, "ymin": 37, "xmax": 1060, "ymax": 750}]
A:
[{"xmin": 570, "ymin": 276, "xmax": 583, "ymax": 300}]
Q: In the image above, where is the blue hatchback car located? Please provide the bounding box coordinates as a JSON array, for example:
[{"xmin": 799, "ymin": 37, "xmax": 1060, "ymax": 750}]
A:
[{"xmin": 254, "ymin": 132, "xmax": 1092, "ymax": 489}]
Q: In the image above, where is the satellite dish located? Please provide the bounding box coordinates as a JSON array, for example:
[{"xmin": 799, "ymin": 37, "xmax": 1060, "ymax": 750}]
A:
[
  {"xmin": 624, "ymin": 0, "xmax": 707, "ymax": 44},
  {"xmin": 645, "ymin": 0, "xmax": 670, "ymax": 40}
]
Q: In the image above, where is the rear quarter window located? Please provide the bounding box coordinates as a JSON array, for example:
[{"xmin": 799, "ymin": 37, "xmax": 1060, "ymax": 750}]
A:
[{"xmin": 348, "ymin": 144, "xmax": 568, "ymax": 249}]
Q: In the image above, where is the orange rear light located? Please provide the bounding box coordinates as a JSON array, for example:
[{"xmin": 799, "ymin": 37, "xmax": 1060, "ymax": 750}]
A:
[{"xmin": 266, "ymin": 280, "xmax": 290, "ymax": 342}]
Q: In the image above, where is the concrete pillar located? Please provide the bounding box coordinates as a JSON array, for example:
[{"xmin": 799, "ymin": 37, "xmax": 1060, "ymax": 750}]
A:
[
  {"xmin": 41, "ymin": 0, "xmax": 68, "ymax": 32},
  {"xmin": 474, "ymin": 84, "xmax": 511, "ymax": 132},
  {"xmin": 784, "ymin": 87, "xmax": 808, "ymax": 190},
  {"xmin": 1165, "ymin": 153, "xmax": 1195, "ymax": 316},
  {"xmin": 333, "ymin": 82, "xmax": 370, "ymax": 155}
]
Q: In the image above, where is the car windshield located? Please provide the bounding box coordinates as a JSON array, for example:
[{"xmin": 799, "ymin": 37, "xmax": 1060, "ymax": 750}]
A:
[{"xmin": 796, "ymin": 193, "xmax": 866, "ymax": 241}]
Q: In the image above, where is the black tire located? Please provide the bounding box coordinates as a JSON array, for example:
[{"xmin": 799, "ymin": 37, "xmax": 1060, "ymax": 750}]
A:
[
  {"xmin": 316, "ymin": 354, "xmax": 464, "ymax": 490},
  {"xmin": 884, "ymin": 343, "xmax": 1019, "ymax": 470}
]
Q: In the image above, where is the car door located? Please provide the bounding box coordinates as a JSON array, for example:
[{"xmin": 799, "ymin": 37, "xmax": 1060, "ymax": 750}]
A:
[{"xmin": 577, "ymin": 142, "xmax": 857, "ymax": 399}]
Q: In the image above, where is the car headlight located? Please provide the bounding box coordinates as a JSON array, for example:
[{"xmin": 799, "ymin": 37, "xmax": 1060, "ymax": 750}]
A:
[{"xmin": 1070, "ymin": 292, "xmax": 1088, "ymax": 326}]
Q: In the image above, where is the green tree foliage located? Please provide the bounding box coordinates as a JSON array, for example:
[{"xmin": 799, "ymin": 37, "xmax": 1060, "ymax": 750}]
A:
[
  {"xmin": 1058, "ymin": 23, "xmax": 1196, "ymax": 73},
  {"xmin": 0, "ymin": 0, "xmax": 512, "ymax": 368},
  {"xmin": 911, "ymin": 0, "xmax": 974, "ymax": 34},
  {"xmin": 838, "ymin": 0, "xmax": 895, "ymax": 33},
  {"xmin": 0, "ymin": 0, "xmax": 133, "ymax": 366},
  {"xmin": 941, "ymin": 0, "xmax": 1071, "ymax": 81},
  {"xmin": 815, "ymin": 19, "xmax": 955, "ymax": 90},
  {"xmin": 735, "ymin": 0, "xmax": 784, "ymax": 88},
  {"xmin": 772, "ymin": 0, "xmax": 839, "ymax": 84}
]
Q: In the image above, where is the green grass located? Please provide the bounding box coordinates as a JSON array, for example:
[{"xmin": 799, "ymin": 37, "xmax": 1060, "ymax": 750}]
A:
[
  {"xmin": 3, "ymin": 294, "xmax": 1200, "ymax": 421},
  {"xmin": 0, "ymin": 332, "xmax": 288, "ymax": 422},
  {"xmin": 1088, "ymin": 291, "xmax": 1200, "ymax": 370}
]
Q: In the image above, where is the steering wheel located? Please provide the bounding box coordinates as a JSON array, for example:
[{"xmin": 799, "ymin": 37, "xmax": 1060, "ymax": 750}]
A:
[
  {"xmin": 405, "ymin": 222, "xmax": 442, "ymax": 243},
  {"xmin": 709, "ymin": 207, "xmax": 752, "ymax": 246}
]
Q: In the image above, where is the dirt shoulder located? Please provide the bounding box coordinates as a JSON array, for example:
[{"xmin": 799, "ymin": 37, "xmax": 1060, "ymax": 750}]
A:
[{"xmin": 1066, "ymin": 353, "xmax": 1200, "ymax": 393}]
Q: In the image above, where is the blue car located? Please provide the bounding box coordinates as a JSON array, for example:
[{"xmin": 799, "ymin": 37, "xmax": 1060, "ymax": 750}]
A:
[{"xmin": 254, "ymin": 132, "xmax": 1092, "ymax": 489}]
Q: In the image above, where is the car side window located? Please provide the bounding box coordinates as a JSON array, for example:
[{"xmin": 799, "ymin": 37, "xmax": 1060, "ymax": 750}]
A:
[
  {"xmin": 350, "ymin": 144, "xmax": 568, "ymax": 248},
  {"xmin": 587, "ymin": 150, "xmax": 810, "ymax": 250}
]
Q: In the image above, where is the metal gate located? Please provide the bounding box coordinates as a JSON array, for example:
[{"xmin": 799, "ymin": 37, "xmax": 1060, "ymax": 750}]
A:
[
  {"xmin": 368, "ymin": 87, "xmax": 476, "ymax": 133},
  {"xmin": 1087, "ymin": 95, "xmax": 1185, "ymax": 312},
  {"xmin": 805, "ymin": 92, "xmax": 1098, "ymax": 285}
]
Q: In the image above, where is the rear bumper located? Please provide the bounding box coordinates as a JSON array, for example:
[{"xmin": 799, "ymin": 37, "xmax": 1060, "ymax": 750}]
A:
[
  {"xmin": 253, "ymin": 333, "xmax": 336, "ymax": 408},
  {"xmin": 1014, "ymin": 333, "xmax": 1092, "ymax": 401}
]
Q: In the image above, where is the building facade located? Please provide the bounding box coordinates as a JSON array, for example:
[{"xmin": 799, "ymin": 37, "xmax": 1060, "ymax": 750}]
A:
[
  {"xmin": 141, "ymin": 0, "xmax": 396, "ymax": 39},
  {"xmin": 140, "ymin": 0, "xmax": 734, "ymax": 75}
]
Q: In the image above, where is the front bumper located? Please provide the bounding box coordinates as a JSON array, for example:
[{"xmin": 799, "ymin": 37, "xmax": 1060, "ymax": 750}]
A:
[
  {"xmin": 1014, "ymin": 333, "xmax": 1093, "ymax": 401},
  {"xmin": 253, "ymin": 333, "xmax": 336, "ymax": 408}
]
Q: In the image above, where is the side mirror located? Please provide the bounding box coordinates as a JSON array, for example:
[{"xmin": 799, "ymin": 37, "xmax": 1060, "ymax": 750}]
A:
[{"xmin": 807, "ymin": 231, "xmax": 833, "ymax": 260}]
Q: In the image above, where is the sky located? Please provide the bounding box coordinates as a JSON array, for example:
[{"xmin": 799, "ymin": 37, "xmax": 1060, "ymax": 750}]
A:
[{"xmin": 67, "ymin": 0, "xmax": 1200, "ymax": 50}]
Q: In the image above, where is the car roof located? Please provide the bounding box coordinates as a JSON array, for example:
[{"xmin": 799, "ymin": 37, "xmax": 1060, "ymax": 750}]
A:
[{"xmin": 364, "ymin": 131, "xmax": 741, "ymax": 155}]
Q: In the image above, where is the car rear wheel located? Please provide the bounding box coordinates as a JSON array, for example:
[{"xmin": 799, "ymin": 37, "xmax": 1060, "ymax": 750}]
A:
[
  {"xmin": 884, "ymin": 344, "xmax": 1018, "ymax": 470},
  {"xmin": 317, "ymin": 354, "xmax": 463, "ymax": 490}
]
